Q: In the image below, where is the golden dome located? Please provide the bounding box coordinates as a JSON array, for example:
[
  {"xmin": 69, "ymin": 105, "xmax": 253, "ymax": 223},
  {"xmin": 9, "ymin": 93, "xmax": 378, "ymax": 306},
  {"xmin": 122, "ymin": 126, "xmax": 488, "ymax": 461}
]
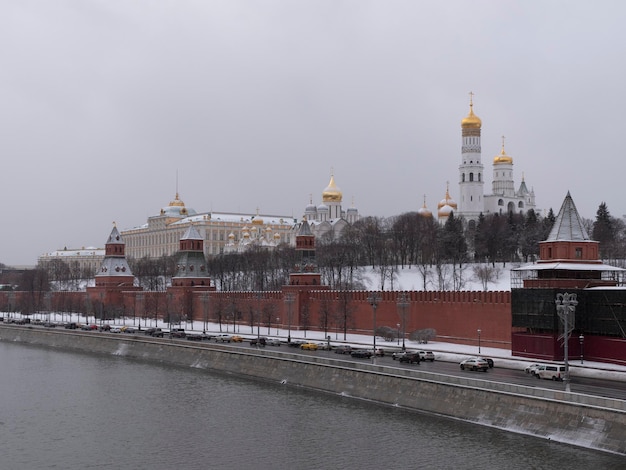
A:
[
  {"xmin": 461, "ymin": 93, "xmax": 482, "ymax": 129},
  {"xmin": 252, "ymin": 207, "xmax": 264, "ymax": 225},
  {"xmin": 493, "ymin": 137, "xmax": 513, "ymax": 164},
  {"xmin": 322, "ymin": 174, "xmax": 343, "ymax": 203},
  {"xmin": 169, "ymin": 192, "xmax": 185, "ymax": 207},
  {"xmin": 437, "ymin": 185, "xmax": 457, "ymax": 210},
  {"xmin": 417, "ymin": 195, "xmax": 432, "ymax": 218}
]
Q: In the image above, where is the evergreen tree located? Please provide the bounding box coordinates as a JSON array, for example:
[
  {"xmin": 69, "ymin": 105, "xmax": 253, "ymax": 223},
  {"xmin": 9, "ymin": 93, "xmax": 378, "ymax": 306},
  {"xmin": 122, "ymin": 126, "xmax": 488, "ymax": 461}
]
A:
[{"xmin": 592, "ymin": 202, "xmax": 616, "ymax": 259}]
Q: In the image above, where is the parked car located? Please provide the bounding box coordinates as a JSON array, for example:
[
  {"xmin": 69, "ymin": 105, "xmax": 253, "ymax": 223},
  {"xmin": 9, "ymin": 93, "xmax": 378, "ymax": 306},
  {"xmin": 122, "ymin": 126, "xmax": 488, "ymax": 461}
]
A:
[
  {"xmin": 399, "ymin": 352, "xmax": 421, "ymax": 364},
  {"xmin": 525, "ymin": 363, "xmax": 542, "ymax": 375},
  {"xmin": 265, "ymin": 338, "xmax": 281, "ymax": 346},
  {"xmin": 334, "ymin": 345, "xmax": 353, "ymax": 355},
  {"xmin": 351, "ymin": 349, "xmax": 373, "ymax": 359},
  {"xmin": 418, "ymin": 351, "xmax": 435, "ymax": 362},
  {"xmin": 250, "ymin": 337, "xmax": 267, "ymax": 346},
  {"xmin": 535, "ymin": 364, "xmax": 566, "ymax": 381},
  {"xmin": 300, "ymin": 342, "xmax": 318, "ymax": 351},
  {"xmin": 460, "ymin": 357, "xmax": 489, "ymax": 372},
  {"xmin": 214, "ymin": 334, "xmax": 232, "ymax": 343}
]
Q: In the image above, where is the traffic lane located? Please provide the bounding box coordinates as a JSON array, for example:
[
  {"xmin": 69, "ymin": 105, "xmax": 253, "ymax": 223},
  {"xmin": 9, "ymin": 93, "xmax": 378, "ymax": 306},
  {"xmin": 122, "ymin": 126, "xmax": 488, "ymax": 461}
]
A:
[{"xmin": 285, "ymin": 346, "xmax": 626, "ymax": 401}]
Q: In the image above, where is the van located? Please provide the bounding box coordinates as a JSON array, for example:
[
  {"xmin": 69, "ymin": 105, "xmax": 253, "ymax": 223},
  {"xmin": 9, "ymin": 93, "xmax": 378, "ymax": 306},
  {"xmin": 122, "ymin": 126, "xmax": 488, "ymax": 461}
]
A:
[{"xmin": 535, "ymin": 364, "xmax": 566, "ymax": 381}]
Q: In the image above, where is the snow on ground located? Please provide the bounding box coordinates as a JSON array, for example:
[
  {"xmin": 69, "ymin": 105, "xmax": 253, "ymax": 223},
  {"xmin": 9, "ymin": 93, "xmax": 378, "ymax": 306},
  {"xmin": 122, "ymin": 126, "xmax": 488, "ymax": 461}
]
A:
[{"xmin": 360, "ymin": 263, "xmax": 513, "ymax": 291}]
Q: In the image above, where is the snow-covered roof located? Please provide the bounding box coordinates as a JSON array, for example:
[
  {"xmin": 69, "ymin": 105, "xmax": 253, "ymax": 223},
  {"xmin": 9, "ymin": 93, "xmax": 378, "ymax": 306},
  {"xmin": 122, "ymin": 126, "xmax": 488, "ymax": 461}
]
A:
[
  {"xmin": 171, "ymin": 212, "xmax": 296, "ymax": 227},
  {"xmin": 545, "ymin": 191, "xmax": 590, "ymax": 242},
  {"xmin": 513, "ymin": 262, "xmax": 625, "ymax": 272},
  {"xmin": 40, "ymin": 248, "xmax": 104, "ymax": 258}
]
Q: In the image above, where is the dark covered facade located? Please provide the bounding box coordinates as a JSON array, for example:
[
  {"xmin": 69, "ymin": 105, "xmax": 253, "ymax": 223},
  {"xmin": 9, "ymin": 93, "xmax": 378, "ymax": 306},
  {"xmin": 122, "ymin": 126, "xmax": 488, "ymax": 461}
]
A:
[{"xmin": 511, "ymin": 192, "xmax": 626, "ymax": 365}]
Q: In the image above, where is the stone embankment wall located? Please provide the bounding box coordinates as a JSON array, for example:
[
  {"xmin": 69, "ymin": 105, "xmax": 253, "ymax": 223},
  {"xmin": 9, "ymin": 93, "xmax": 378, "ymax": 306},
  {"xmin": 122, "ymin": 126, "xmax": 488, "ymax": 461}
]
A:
[{"xmin": 2, "ymin": 325, "xmax": 625, "ymax": 456}]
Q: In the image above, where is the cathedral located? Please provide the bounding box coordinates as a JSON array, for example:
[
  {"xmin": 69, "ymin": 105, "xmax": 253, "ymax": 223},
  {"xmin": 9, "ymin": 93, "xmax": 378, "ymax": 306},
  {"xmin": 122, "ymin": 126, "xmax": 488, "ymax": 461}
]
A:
[{"xmin": 433, "ymin": 95, "xmax": 537, "ymax": 226}]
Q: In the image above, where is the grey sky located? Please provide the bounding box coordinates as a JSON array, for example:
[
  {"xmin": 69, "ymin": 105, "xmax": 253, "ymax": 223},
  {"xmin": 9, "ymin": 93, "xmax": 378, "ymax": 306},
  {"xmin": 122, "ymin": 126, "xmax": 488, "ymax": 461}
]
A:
[{"xmin": 1, "ymin": 1, "xmax": 624, "ymax": 265}]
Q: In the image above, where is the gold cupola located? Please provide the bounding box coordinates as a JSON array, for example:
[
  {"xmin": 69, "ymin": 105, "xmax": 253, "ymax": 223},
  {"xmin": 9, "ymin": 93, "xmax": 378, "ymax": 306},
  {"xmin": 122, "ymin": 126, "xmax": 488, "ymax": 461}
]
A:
[
  {"xmin": 461, "ymin": 92, "xmax": 482, "ymax": 129},
  {"xmin": 322, "ymin": 174, "xmax": 343, "ymax": 203},
  {"xmin": 493, "ymin": 136, "xmax": 513, "ymax": 164}
]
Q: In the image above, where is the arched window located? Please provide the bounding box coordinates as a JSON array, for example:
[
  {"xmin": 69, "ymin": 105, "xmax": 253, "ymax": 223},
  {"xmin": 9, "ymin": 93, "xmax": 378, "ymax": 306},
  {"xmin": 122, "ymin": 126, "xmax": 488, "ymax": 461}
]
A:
[
  {"xmin": 469, "ymin": 172, "xmax": 474, "ymax": 182},
  {"xmin": 498, "ymin": 199, "xmax": 504, "ymax": 206},
  {"xmin": 462, "ymin": 173, "xmax": 465, "ymax": 182}
]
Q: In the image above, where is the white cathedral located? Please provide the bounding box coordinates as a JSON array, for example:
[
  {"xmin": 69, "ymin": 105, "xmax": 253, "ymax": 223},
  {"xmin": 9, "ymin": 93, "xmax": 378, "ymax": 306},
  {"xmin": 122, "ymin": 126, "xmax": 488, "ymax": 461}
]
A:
[{"xmin": 428, "ymin": 95, "xmax": 537, "ymax": 226}]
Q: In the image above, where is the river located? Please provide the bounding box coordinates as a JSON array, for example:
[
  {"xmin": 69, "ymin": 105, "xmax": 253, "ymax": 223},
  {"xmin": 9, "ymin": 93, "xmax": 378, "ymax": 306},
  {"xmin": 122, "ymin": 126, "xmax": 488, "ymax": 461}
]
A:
[{"xmin": 0, "ymin": 341, "xmax": 622, "ymax": 470}]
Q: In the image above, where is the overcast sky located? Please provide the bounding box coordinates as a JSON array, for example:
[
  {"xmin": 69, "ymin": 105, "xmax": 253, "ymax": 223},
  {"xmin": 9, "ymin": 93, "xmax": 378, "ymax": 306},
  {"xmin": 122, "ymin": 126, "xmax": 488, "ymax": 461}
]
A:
[{"xmin": 1, "ymin": 1, "xmax": 625, "ymax": 266}]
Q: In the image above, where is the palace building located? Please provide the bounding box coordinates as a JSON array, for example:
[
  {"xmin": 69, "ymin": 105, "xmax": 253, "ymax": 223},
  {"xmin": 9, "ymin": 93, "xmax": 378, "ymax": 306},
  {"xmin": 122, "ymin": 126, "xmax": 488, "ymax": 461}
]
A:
[
  {"xmin": 121, "ymin": 193, "xmax": 297, "ymax": 259},
  {"xmin": 119, "ymin": 174, "xmax": 359, "ymax": 260}
]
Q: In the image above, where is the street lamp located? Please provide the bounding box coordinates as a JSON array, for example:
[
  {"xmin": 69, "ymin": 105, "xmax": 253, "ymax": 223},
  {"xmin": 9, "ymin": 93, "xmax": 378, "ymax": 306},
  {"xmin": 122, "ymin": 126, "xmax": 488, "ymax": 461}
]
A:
[
  {"xmin": 556, "ymin": 292, "xmax": 578, "ymax": 393},
  {"xmin": 579, "ymin": 333, "xmax": 584, "ymax": 364},
  {"xmin": 367, "ymin": 293, "xmax": 381, "ymax": 365},
  {"xmin": 276, "ymin": 317, "xmax": 280, "ymax": 335},
  {"xmin": 256, "ymin": 292, "xmax": 261, "ymax": 345},
  {"xmin": 477, "ymin": 329, "xmax": 481, "ymax": 354},
  {"xmin": 284, "ymin": 292, "xmax": 295, "ymax": 343},
  {"xmin": 396, "ymin": 293, "xmax": 409, "ymax": 351},
  {"xmin": 397, "ymin": 323, "xmax": 400, "ymax": 345}
]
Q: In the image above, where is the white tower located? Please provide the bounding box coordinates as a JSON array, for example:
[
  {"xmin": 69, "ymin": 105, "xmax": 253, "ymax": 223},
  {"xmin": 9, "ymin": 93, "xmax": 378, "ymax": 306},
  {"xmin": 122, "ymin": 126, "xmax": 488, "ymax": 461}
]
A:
[
  {"xmin": 491, "ymin": 137, "xmax": 515, "ymax": 198},
  {"xmin": 458, "ymin": 93, "xmax": 484, "ymax": 221}
]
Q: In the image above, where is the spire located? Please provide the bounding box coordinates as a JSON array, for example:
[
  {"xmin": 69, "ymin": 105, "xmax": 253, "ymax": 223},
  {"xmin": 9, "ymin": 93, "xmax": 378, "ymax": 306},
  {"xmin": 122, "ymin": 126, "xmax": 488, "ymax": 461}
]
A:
[{"xmin": 546, "ymin": 192, "xmax": 590, "ymax": 242}]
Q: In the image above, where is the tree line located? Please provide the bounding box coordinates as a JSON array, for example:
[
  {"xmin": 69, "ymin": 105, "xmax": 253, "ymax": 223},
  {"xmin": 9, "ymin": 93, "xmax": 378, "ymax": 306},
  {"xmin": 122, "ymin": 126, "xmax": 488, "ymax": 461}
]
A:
[{"xmin": 6, "ymin": 201, "xmax": 626, "ymax": 298}]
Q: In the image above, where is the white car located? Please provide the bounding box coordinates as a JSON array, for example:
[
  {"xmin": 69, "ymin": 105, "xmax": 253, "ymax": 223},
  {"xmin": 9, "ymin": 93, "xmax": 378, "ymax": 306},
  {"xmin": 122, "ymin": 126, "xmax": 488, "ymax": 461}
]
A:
[
  {"xmin": 524, "ymin": 363, "xmax": 542, "ymax": 375},
  {"xmin": 214, "ymin": 334, "xmax": 232, "ymax": 343},
  {"xmin": 460, "ymin": 357, "xmax": 489, "ymax": 372},
  {"xmin": 265, "ymin": 338, "xmax": 281, "ymax": 346}
]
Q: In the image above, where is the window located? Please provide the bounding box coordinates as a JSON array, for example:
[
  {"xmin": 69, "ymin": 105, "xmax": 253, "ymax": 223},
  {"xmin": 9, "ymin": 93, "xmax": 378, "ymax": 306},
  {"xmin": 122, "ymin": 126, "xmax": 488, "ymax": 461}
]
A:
[
  {"xmin": 575, "ymin": 247, "xmax": 582, "ymax": 259},
  {"xmin": 469, "ymin": 172, "xmax": 474, "ymax": 182}
]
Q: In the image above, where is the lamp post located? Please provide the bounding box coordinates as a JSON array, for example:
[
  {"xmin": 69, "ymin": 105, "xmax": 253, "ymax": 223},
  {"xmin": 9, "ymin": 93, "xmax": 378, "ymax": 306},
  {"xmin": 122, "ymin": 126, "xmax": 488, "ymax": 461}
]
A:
[
  {"xmin": 136, "ymin": 292, "xmax": 144, "ymax": 330},
  {"xmin": 285, "ymin": 292, "xmax": 295, "ymax": 343},
  {"xmin": 256, "ymin": 292, "xmax": 261, "ymax": 345},
  {"xmin": 556, "ymin": 292, "xmax": 578, "ymax": 393},
  {"xmin": 579, "ymin": 333, "xmax": 584, "ymax": 364},
  {"xmin": 367, "ymin": 293, "xmax": 381, "ymax": 365},
  {"xmin": 397, "ymin": 323, "xmax": 400, "ymax": 345},
  {"xmin": 276, "ymin": 317, "xmax": 280, "ymax": 335},
  {"xmin": 477, "ymin": 329, "xmax": 481, "ymax": 354},
  {"xmin": 396, "ymin": 293, "xmax": 409, "ymax": 351},
  {"xmin": 201, "ymin": 293, "xmax": 209, "ymax": 333}
]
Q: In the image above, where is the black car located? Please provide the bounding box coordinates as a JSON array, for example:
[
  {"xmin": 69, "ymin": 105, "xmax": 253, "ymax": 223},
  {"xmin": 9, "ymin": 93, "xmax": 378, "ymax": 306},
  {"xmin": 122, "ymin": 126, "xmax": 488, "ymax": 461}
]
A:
[
  {"xmin": 350, "ymin": 349, "xmax": 373, "ymax": 359},
  {"xmin": 399, "ymin": 352, "xmax": 421, "ymax": 364},
  {"xmin": 144, "ymin": 328, "xmax": 164, "ymax": 337},
  {"xmin": 169, "ymin": 328, "xmax": 186, "ymax": 338},
  {"xmin": 250, "ymin": 337, "xmax": 267, "ymax": 346}
]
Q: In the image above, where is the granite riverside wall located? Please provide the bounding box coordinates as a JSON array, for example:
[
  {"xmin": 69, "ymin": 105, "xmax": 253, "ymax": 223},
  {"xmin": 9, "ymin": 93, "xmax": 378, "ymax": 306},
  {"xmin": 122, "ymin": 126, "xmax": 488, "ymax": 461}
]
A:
[{"xmin": 2, "ymin": 325, "xmax": 626, "ymax": 456}]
